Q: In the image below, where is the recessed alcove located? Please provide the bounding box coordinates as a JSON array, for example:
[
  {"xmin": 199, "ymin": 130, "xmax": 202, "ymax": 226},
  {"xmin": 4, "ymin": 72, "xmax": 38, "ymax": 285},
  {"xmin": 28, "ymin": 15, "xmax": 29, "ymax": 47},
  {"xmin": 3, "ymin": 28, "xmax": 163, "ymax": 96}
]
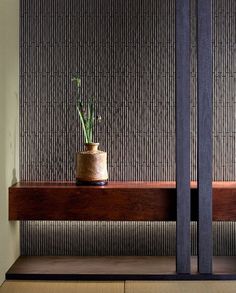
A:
[{"xmin": 4, "ymin": 0, "xmax": 236, "ymax": 284}]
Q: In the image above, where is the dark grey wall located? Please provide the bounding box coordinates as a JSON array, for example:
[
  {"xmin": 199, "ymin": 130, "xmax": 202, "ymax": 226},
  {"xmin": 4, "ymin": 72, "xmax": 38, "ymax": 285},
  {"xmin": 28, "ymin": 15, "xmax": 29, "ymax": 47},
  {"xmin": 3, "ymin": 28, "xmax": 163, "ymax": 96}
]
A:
[
  {"xmin": 21, "ymin": 0, "xmax": 177, "ymax": 181},
  {"xmin": 20, "ymin": 0, "xmax": 236, "ymax": 255}
]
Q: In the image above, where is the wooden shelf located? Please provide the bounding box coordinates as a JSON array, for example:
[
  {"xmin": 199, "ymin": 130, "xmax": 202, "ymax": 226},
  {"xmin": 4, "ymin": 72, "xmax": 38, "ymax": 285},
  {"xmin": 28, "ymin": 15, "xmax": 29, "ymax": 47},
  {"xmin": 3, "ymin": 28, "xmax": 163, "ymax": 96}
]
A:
[
  {"xmin": 9, "ymin": 181, "xmax": 236, "ymax": 221},
  {"xmin": 6, "ymin": 256, "xmax": 236, "ymax": 280}
]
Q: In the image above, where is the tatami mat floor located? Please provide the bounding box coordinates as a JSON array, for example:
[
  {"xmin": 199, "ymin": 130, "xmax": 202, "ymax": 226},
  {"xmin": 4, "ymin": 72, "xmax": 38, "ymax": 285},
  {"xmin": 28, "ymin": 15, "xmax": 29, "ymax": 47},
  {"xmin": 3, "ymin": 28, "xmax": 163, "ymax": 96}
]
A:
[{"xmin": 1, "ymin": 281, "xmax": 236, "ymax": 293}]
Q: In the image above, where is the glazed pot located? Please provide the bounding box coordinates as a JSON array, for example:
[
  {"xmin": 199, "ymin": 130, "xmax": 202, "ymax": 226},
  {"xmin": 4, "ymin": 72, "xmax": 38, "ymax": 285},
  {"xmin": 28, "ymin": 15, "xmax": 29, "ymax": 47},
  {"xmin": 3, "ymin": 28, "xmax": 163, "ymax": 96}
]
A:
[{"xmin": 76, "ymin": 143, "xmax": 108, "ymax": 186}]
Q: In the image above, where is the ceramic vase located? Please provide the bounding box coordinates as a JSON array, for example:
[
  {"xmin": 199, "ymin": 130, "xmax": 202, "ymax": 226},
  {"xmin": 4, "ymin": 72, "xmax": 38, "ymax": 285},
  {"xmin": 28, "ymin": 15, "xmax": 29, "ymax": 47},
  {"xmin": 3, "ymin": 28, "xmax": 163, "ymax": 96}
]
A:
[{"xmin": 76, "ymin": 143, "xmax": 108, "ymax": 186}]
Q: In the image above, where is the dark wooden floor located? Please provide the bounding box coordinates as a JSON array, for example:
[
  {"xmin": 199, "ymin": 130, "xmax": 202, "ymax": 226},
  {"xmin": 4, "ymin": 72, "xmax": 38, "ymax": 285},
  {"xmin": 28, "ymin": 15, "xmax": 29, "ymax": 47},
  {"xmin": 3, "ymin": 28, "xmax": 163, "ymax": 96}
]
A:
[{"xmin": 6, "ymin": 256, "xmax": 236, "ymax": 280}]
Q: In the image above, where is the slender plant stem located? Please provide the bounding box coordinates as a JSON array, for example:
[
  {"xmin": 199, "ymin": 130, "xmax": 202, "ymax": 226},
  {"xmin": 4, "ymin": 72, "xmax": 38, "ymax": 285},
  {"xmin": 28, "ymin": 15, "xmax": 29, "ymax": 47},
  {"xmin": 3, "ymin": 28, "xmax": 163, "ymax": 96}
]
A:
[
  {"xmin": 88, "ymin": 98, "xmax": 94, "ymax": 143},
  {"xmin": 77, "ymin": 106, "xmax": 89, "ymax": 143},
  {"xmin": 73, "ymin": 77, "xmax": 96, "ymax": 144}
]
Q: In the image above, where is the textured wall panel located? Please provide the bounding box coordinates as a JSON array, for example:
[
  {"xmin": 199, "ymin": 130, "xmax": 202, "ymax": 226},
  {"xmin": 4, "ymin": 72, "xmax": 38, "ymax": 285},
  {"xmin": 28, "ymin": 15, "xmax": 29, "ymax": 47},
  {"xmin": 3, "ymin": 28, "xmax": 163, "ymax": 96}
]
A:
[
  {"xmin": 20, "ymin": 0, "xmax": 236, "ymax": 181},
  {"xmin": 21, "ymin": 221, "xmax": 236, "ymax": 256},
  {"xmin": 20, "ymin": 0, "xmax": 236, "ymax": 256},
  {"xmin": 21, "ymin": 222, "xmax": 177, "ymax": 256},
  {"xmin": 20, "ymin": 0, "xmax": 177, "ymax": 181}
]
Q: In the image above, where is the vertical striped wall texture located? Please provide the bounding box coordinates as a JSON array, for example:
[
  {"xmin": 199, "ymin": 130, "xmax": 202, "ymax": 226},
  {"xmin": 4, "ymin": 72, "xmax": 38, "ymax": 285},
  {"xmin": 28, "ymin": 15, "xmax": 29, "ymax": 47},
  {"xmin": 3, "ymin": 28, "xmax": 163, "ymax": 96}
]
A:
[
  {"xmin": 20, "ymin": 0, "xmax": 236, "ymax": 256},
  {"xmin": 20, "ymin": 0, "xmax": 236, "ymax": 182},
  {"xmin": 21, "ymin": 221, "xmax": 236, "ymax": 256},
  {"xmin": 20, "ymin": 0, "xmax": 176, "ymax": 181}
]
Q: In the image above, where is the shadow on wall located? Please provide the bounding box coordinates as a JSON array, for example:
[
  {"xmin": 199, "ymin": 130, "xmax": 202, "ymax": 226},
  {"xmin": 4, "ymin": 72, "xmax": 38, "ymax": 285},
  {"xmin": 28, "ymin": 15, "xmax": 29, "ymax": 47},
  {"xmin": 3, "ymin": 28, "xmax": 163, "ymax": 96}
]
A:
[
  {"xmin": 10, "ymin": 92, "xmax": 19, "ymax": 186},
  {"xmin": 11, "ymin": 169, "xmax": 17, "ymax": 186}
]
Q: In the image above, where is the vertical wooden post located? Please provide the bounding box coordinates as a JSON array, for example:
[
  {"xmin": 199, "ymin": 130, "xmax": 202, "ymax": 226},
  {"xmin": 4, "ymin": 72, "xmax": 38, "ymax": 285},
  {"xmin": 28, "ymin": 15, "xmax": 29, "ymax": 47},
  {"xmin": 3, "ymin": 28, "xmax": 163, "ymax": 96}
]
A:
[
  {"xmin": 197, "ymin": 0, "xmax": 213, "ymax": 274},
  {"xmin": 176, "ymin": 0, "xmax": 191, "ymax": 274}
]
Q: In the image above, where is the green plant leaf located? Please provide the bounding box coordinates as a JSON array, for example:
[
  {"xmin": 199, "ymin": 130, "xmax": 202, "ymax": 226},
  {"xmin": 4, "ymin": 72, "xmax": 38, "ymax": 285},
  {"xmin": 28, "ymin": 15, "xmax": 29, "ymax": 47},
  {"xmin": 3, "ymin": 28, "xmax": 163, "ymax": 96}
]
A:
[
  {"xmin": 72, "ymin": 77, "xmax": 81, "ymax": 89},
  {"xmin": 77, "ymin": 106, "xmax": 88, "ymax": 143},
  {"xmin": 73, "ymin": 76, "xmax": 98, "ymax": 144}
]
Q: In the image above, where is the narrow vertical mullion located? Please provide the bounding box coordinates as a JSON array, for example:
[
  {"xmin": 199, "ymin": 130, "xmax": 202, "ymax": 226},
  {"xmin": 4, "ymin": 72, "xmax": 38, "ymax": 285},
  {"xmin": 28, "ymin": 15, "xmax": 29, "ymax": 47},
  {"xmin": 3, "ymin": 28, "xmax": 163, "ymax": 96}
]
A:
[
  {"xmin": 197, "ymin": 0, "xmax": 213, "ymax": 274},
  {"xmin": 176, "ymin": 0, "xmax": 191, "ymax": 274}
]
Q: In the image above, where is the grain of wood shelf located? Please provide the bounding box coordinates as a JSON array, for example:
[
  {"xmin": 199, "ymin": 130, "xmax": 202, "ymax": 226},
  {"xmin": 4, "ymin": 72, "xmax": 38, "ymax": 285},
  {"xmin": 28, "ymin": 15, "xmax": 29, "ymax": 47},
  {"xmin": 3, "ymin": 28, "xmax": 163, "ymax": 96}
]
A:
[
  {"xmin": 6, "ymin": 256, "xmax": 236, "ymax": 281},
  {"xmin": 9, "ymin": 181, "xmax": 236, "ymax": 221}
]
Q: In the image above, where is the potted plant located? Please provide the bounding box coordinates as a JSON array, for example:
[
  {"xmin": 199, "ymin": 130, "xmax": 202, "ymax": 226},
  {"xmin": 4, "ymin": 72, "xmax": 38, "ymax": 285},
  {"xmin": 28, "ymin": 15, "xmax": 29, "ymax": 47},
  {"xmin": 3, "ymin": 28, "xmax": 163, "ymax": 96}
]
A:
[{"xmin": 72, "ymin": 77, "xmax": 108, "ymax": 186}]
